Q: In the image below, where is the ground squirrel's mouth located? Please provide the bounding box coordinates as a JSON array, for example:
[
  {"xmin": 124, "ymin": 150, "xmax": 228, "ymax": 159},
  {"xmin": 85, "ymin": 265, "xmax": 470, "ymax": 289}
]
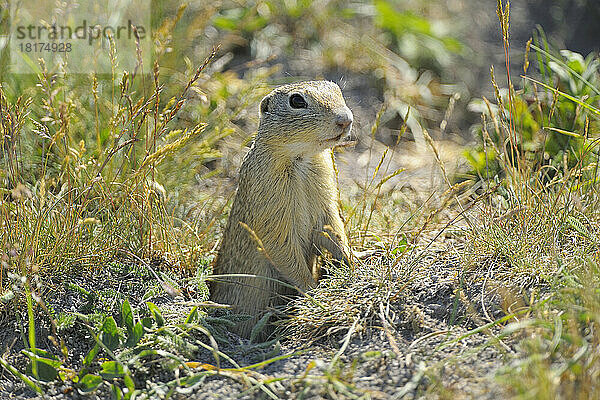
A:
[
  {"xmin": 328, "ymin": 131, "xmax": 356, "ymax": 148},
  {"xmin": 328, "ymin": 127, "xmax": 352, "ymax": 142}
]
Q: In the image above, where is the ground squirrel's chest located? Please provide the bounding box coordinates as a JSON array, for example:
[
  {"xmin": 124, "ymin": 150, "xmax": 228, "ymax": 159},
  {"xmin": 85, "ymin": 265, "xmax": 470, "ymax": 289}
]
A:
[
  {"xmin": 288, "ymin": 155, "xmax": 337, "ymax": 206},
  {"xmin": 240, "ymin": 146, "xmax": 337, "ymax": 209},
  {"xmin": 243, "ymin": 152, "xmax": 337, "ymax": 234},
  {"xmin": 277, "ymin": 157, "xmax": 336, "ymax": 243}
]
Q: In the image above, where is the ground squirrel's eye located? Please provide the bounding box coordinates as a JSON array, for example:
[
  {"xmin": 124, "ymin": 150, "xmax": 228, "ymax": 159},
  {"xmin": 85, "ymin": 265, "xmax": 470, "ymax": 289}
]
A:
[{"xmin": 289, "ymin": 93, "xmax": 308, "ymax": 109}]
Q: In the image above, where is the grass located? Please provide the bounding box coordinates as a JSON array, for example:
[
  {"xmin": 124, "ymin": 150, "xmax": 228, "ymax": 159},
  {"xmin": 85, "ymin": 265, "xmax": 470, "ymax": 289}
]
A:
[
  {"xmin": 1, "ymin": 0, "xmax": 599, "ymax": 398},
  {"xmin": 430, "ymin": 2, "xmax": 600, "ymax": 398},
  {"xmin": 281, "ymin": 1, "xmax": 600, "ymax": 398}
]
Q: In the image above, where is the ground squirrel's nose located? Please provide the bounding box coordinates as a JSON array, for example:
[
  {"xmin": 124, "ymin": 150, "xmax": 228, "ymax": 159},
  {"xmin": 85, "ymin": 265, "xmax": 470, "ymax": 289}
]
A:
[{"xmin": 336, "ymin": 108, "xmax": 353, "ymax": 130}]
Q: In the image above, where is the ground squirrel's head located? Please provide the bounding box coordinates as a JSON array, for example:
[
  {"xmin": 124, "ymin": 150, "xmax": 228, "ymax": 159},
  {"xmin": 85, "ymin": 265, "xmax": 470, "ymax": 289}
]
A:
[{"xmin": 257, "ymin": 81, "xmax": 353, "ymax": 156}]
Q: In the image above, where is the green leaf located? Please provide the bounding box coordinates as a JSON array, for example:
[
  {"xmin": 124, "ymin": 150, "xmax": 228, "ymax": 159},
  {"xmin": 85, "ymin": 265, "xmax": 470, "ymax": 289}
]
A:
[
  {"xmin": 23, "ymin": 349, "xmax": 61, "ymax": 382},
  {"xmin": 146, "ymin": 302, "xmax": 165, "ymax": 327},
  {"xmin": 110, "ymin": 384, "xmax": 123, "ymax": 400},
  {"xmin": 59, "ymin": 368, "xmax": 78, "ymax": 383},
  {"xmin": 123, "ymin": 373, "xmax": 136, "ymax": 399},
  {"xmin": 123, "ymin": 374, "xmax": 135, "ymax": 399},
  {"xmin": 100, "ymin": 316, "xmax": 121, "ymax": 351},
  {"xmin": 212, "ymin": 16, "xmax": 238, "ymax": 31},
  {"xmin": 250, "ymin": 312, "xmax": 272, "ymax": 343},
  {"xmin": 102, "ymin": 316, "xmax": 119, "ymax": 336},
  {"xmin": 141, "ymin": 317, "xmax": 154, "ymax": 328},
  {"xmin": 23, "ymin": 349, "xmax": 61, "ymax": 367},
  {"xmin": 78, "ymin": 374, "xmax": 103, "ymax": 392},
  {"xmin": 30, "ymin": 359, "xmax": 58, "ymax": 382},
  {"xmin": 84, "ymin": 344, "xmax": 100, "ymax": 366},
  {"xmin": 185, "ymin": 306, "xmax": 199, "ymax": 324},
  {"xmin": 125, "ymin": 322, "xmax": 144, "ymax": 348},
  {"xmin": 100, "ymin": 361, "xmax": 125, "ymax": 380},
  {"xmin": 181, "ymin": 373, "xmax": 207, "ymax": 389},
  {"xmin": 121, "ymin": 300, "xmax": 134, "ymax": 331}
]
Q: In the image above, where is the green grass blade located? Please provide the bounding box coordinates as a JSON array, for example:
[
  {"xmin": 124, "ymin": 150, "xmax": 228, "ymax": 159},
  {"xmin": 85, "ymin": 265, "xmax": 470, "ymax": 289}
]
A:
[
  {"xmin": 436, "ymin": 308, "xmax": 531, "ymax": 351},
  {"xmin": 0, "ymin": 356, "xmax": 44, "ymax": 394},
  {"xmin": 544, "ymin": 127, "xmax": 583, "ymax": 138},
  {"xmin": 530, "ymin": 43, "xmax": 600, "ymax": 96},
  {"xmin": 522, "ymin": 75, "xmax": 600, "ymax": 118}
]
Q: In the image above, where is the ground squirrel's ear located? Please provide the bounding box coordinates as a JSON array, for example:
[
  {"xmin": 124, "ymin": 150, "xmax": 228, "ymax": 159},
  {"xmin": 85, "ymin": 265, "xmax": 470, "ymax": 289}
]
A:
[{"xmin": 259, "ymin": 94, "xmax": 271, "ymax": 115}]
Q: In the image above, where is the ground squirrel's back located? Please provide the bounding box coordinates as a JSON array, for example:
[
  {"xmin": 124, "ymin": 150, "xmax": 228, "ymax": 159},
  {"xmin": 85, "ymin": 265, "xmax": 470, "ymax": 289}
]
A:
[{"xmin": 210, "ymin": 80, "xmax": 353, "ymax": 338}]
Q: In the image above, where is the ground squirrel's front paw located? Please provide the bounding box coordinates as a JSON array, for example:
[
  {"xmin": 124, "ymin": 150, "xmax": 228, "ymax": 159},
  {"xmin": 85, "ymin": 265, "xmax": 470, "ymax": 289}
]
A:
[{"xmin": 298, "ymin": 276, "xmax": 318, "ymax": 292}]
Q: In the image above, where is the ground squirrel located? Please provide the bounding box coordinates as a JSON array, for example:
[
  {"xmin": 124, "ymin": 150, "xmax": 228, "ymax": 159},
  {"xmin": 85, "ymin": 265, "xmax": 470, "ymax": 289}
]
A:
[{"xmin": 210, "ymin": 80, "xmax": 353, "ymax": 338}]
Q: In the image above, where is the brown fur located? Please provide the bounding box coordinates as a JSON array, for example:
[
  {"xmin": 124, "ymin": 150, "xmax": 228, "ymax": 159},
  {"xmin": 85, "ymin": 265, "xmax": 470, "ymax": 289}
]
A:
[{"xmin": 210, "ymin": 81, "xmax": 353, "ymax": 338}]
